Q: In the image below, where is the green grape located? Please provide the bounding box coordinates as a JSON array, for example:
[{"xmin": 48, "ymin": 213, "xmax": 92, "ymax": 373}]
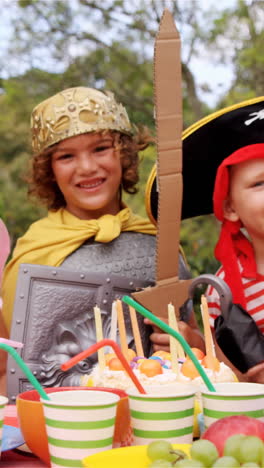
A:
[
  {"xmin": 261, "ymin": 447, "xmax": 264, "ymax": 468},
  {"xmin": 212, "ymin": 456, "xmax": 240, "ymax": 467},
  {"xmin": 174, "ymin": 459, "xmax": 205, "ymax": 467},
  {"xmin": 190, "ymin": 439, "xmax": 218, "ymax": 467},
  {"xmin": 240, "ymin": 463, "xmax": 260, "ymax": 467},
  {"xmin": 147, "ymin": 440, "xmax": 174, "ymax": 462},
  {"xmin": 239, "ymin": 436, "xmax": 264, "ymax": 465},
  {"xmin": 149, "ymin": 459, "xmax": 173, "ymax": 468},
  {"xmin": 223, "ymin": 433, "xmax": 246, "ymax": 461}
]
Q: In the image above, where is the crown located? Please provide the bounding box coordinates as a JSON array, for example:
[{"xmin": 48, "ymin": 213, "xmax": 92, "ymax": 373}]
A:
[{"xmin": 30, "ymin": 87, "xmax": 132, "ymax": 153}]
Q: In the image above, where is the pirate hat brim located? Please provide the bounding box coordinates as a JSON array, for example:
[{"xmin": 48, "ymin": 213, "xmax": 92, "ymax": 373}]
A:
[{"xmin": 146, "ymin": 96, "xmax": 264, "ymax": 223}]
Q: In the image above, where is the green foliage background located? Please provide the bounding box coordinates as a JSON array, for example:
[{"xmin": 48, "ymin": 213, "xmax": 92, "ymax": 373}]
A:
[{"xmin": 0, "ymin": 0, "xmax": 263, "ymax": 289}]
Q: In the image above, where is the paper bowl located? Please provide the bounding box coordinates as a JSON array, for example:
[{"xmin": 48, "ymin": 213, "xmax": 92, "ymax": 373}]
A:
[
  {"xmin": 16, "ymin": 386, "xmax": 129, "ymax": 467},
  {"xmin": 82, "ymin": 443, "xmax": 191, "ymax": 468}
]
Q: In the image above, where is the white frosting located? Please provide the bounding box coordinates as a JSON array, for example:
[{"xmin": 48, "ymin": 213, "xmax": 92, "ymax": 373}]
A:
[
  {"xmin": 193, "ymin": 362, "xmax": 236, "ymax": 385},
  {"xmin": 81, "ymin": 361, "xmax": 236, "ymax": 390}
]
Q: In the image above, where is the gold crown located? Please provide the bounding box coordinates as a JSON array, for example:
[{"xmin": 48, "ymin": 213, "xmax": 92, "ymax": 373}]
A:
[{"xmin": 31, "ymin": 87, "xmax": 132, "ymax": 153}]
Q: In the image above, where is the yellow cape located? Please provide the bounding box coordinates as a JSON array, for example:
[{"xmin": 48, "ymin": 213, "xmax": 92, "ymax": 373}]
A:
[{"xmin": 1, "ymin": 207, "xmax": 156, "ymax": 332}]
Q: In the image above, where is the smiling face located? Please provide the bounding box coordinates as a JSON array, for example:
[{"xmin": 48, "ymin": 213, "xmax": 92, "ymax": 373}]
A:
[
  {"xmin": 51, "ymin": 132, "xmax": 122, "ymax": 220},
  {"xmin": 224, "ymin": 157, "xmax": 264, "ymax": 241}
]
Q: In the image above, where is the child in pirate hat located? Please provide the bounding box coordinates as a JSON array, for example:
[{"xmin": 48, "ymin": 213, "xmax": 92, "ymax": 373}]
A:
[
  {"xmin": 207, "ymin": 134, "xmax": 264, "ymax": 382},
  {"xmin": 146, "ymin": 96, "xmax": 264, "ymax": 382}
]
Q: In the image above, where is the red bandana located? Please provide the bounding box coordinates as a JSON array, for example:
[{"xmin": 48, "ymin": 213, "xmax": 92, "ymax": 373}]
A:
[{"xmin": 213, "ymin": 143, "xmax": 264, "ymax": 308}]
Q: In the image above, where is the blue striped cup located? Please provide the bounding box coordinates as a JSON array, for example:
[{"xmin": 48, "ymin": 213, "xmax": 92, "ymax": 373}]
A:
[
  {"xmin": 0, "ymin": 396, "xmax": 8, "ymax": 459},
  {"xmin": 41, "ymin": 390, "xmax": 119, "ymax": 468},
  {"xmin": 201, "ymin": 382, "xmax": 264, "ymax": 429},
  {"xmin": 127, "ymin": 384, "xmax": 196, "ymax": 446}
]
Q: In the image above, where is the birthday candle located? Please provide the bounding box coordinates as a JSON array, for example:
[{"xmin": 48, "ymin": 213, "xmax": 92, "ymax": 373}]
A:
[
  {"xmin": 128, "ymin": 305, "xmax": 144, "ymax": 357},
  {"xmin": 167, "ymin": 305, "xmax": 185, "ymax": 359},
  {"xmin": 109, "ymin": 301, "xmax": 118, "ymax": 342},
  {"xmin": 93, "ymin": 305, "xmax": 106, "ymax": 371},
  {"xmin": 168, "ymin": 303, "xmax": 179, "ymax": 374},
  {"xmin": 116, "ymin": 299, "xmax": 129, "ymax": 361},
  {"xmin": 200, "ymin": 295, "xmax": 216, "ymax": 369}
]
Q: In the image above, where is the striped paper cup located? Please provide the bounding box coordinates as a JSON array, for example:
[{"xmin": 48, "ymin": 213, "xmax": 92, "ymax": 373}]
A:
[
  {"xmin": 41, "ymin": 390, "xmax": 119, "ymax": 468},
  {"xmin": 201, "ymin": 382, "xmax": 264, "ymax": 429},
  {"xmin": 0, "ymin": 396, "xmax": 8, "ymax": 459},
  {"xmin": 127, "ymin": 384, "xmax": 196, "ymax": 445}
]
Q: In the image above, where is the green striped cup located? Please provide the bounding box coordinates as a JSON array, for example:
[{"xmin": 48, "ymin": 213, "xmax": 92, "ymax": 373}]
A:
[
  {"xmin": 201, "ymin": 382, "xmax": 264, "ymax": 429},
  {"xmin": 41, "ymin": 390, "xmax": 119, "ymax": 468},
  {"xmin": 127, "ymin": 384, "xmax": 196, "ymax": 445},
  {"xmin": 0, "ymin": 395, "xmax": 8, "ymax": 459}
]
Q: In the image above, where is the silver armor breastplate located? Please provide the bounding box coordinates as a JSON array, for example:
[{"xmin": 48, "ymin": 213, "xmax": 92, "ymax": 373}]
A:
[
  {"xmin": 61, "ymin": 231, "xmax": 192, "ymax": 289},
  {"xmin": 61, "ymin": 232, "xmax": 156, "ymax": 280}
]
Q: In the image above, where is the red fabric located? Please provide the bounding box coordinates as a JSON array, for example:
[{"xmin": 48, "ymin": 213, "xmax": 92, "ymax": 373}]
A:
[
  {"xmin": 213, "ymin": 143, "xmax": 264, "ymax": 308},
  {"xmin": 1, "ymin": 451, "xmax": 46, "ymax": 466}
]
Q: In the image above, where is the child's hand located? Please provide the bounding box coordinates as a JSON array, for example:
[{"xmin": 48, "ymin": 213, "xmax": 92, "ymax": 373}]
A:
[
  {"xmin": 144, "ymin": 316, "xmax": 170, "ymax": 352},
  {"xmin": 144, "ymin": 316, "xmax": 205, "ymax": 353},
  {"xmin": 178, "ymin": 321, "xmax": 205, "ymax": 351},
  {"xmin": 245, "ymin": 361, "xmax": 264, "ymax": 384}
]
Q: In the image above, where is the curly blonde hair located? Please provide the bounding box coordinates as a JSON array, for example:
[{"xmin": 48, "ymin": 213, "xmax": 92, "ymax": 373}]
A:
[{"xmin": 27, "ymin": 127, "xmax": 154, "ymax": 210}]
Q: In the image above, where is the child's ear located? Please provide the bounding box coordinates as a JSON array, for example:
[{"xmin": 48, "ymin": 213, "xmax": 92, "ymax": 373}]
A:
[{"xmin": 223, "ymin": 199, "xmax": 240, "ymax": 222}]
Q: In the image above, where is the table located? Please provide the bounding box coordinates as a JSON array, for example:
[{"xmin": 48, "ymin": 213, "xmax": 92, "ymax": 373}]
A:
[
  {"xmin": 2, "ymin": 405, "xmax": 47, "ymax": 467},
  {"xmin": 1, "ymin": 450, "xmax": 46, "ymax": 467}
]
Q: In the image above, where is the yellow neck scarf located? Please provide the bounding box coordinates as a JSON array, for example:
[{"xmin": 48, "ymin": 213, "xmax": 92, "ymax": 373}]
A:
[{"xmin": 2, "ymin": 206, "xmax": 156, "ymax": 331}]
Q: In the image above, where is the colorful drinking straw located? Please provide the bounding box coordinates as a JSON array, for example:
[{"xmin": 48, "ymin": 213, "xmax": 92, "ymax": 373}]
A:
[
  {"xmin": 122, "ymin": 296, "xmax": 216, "ymax": 392},
  {"xmin": 0, "ymin": 343, "xmax": 50, "ymax": 400},
  {"xmin": 61, "ymin": 339, "xmax": 146, "ymax": 394},
  {"xmin": 0, "ymin": 338, "xmax": 23, "ymax": 348}
]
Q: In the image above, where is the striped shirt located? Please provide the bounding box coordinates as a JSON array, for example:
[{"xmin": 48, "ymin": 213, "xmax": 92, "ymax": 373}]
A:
[{"xmin": 206, "ymin": 262, "xmax": 264, "ymax": 334}]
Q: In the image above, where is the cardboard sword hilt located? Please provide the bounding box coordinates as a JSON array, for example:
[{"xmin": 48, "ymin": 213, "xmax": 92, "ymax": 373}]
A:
[{"xmin": 132, "ymin": 9, "xmax": 192, "ymax": 319}]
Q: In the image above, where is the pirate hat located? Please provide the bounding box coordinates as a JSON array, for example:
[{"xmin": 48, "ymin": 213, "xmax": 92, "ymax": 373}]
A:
[{"xmin": 146, "ymin": 96, "xmax": 264, "ymax": 223}]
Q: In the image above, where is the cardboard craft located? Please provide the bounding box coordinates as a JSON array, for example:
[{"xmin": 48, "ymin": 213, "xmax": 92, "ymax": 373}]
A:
[{"xmin": 132, "ymin": 10, "xmax": 192, "ymax": 318}]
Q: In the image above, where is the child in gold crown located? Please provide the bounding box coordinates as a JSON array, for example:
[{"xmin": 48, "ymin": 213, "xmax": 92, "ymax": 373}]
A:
[{"xmin": 0, "ymin": 87, "xmax": 203, "ymax": 391}]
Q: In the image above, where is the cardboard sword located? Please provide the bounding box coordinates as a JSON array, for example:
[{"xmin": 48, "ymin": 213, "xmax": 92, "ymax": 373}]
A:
[{"xmin": 132, "ymin": 9, "xmax": 192, "ymax": 319}]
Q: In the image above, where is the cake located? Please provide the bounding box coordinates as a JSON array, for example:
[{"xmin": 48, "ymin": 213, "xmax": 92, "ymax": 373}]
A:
[{"xmin": 80, "ymin": 348, "xmax": 237, "ymax": 390}]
